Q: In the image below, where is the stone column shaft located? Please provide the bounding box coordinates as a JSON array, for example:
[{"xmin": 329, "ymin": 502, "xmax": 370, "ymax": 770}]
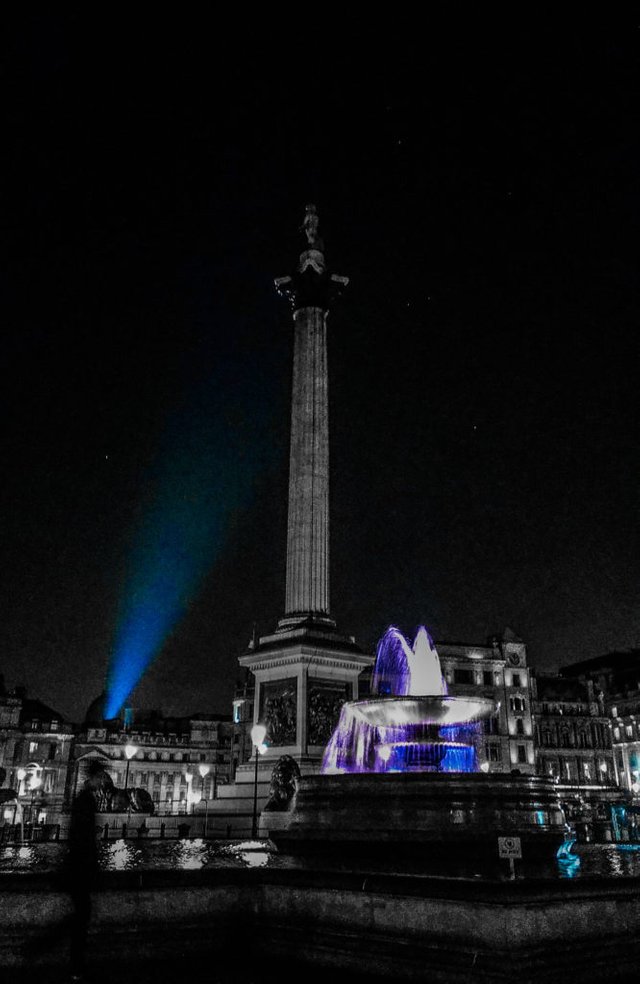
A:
[{"xmin": 285, "ymin": 306, "xmax": 330, "ymax": 616}]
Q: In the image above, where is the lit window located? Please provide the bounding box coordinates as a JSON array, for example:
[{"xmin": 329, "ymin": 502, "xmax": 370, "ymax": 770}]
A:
[
  {"xmin": 50, "ymin": 720, "xmax": 59, "ymax": 732},
  {"xmin": 614, "ymin": 728, "xmax": 621, "ymax": 741},
  {"xmin": 626, "ymin": 725, "xmax": 634, "ymax": 738},
  {"xmin": 29, "ymin": 741, "xmax": 38, "ymax": 754}
]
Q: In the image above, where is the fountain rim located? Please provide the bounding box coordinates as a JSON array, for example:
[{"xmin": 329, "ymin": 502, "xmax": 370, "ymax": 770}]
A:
[{"xmin": 347, "ymin": 695, "xmax": 497, "ymax": 727}]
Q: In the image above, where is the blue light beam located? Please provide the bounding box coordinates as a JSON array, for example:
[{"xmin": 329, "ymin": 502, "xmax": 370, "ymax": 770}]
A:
[{"xmin": 104, "ymin": 361, "xmax": 271, "ymax": 719}]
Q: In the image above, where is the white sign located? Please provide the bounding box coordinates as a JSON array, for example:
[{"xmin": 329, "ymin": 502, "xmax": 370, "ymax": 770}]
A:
[{"xmin": 498, "ymin": 836, "xmax": 522, "ymax": 859}]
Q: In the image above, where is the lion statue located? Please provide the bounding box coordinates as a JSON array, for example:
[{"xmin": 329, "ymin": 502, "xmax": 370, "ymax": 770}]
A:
[{"xmin": 263, "ymin": 755, "xmax": 301, "ymax": 812}]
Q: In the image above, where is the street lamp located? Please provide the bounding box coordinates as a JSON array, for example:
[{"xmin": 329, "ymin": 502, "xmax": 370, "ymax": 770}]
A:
[
  {"xmin": 185, "ymin": 771, "xmax": 193, "ymax": 814},
  {"xmin": 198, "ymin": 765, "xmax": 210, "ymax": 837},
  {"xmin": 250, "ymin": 724, "xmax": 267, "ymax": 839},
  {"xmin": 124, "ymin": 743, "xmax": 138, "ymax": 791},
  {"xmin": 29, "ymin": 774, "xmax": 42, "ymax": 825},
  {"xmin": 16, "ymin": 768, "xmax": 26, "ymax": 796}
]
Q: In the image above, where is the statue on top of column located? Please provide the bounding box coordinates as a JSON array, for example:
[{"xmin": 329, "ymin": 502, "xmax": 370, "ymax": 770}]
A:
[{"xmin": 301, "ymin": 203, "xmax": 324, "ymax": 253}]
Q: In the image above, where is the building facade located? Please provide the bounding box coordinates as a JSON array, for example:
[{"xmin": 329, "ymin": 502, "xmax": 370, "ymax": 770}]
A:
[
  {"xmin": 561, "ymin": 651, "xmax": 640, "ymax": 797},
  {"xmin": 438, "ymin": 629, "xmax": 536, "ymax": 774},
  {"xmin": 531, "ymin": 674, "xmax": 614, "ymax": 785},
  {"xmin": 0, "ymin": 685, "xmax": 74, "ymax": 830},
  {"xmin": 72, "ymin": 709, "xmax": 234, "ymax": 815}
]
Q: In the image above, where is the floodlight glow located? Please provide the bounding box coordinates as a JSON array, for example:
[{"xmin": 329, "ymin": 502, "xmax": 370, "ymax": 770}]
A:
[
  {"xmin": 251, "ymin": 724, "xmax": 267, "ymax": 747},
  {"xmin": 104, "ymin": 362, "xmax": 273, "ymax": 719},
  {"xmin": 198, "ymin": 764, "xmax": 210, "ymax": 779}
]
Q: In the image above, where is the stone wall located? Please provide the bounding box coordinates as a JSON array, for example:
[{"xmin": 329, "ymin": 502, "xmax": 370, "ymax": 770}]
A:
[{"xmin": 2, "ymin": 867, "xmax": 640, "ymax": 981}]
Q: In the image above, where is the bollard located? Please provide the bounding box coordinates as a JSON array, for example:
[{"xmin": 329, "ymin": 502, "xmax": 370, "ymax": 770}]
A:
[{"xmin": 103, "ymin": 823, "xmax": 109, "ymax": 841}]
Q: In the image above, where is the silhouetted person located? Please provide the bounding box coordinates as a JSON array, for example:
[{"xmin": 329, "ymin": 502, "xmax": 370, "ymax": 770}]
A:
[{"xmin": 65, "ymin": 762, "xmax": 102, "ymax": 982}]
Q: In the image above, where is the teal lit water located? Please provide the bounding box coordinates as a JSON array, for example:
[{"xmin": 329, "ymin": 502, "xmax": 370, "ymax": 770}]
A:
[{"xmin": 1, "ymin": 839, "xmax": 640, "ymax": 879}]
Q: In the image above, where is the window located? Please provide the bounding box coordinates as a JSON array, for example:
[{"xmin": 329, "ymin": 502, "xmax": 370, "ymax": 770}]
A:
[
  {"xmin": 50, "ymin": 720, "xmax": 59, "ymax": 732},
  {"xmin": 614, "ymin": 728, "xmax": 621, "ymax": 741},
  {"xmin": 44, "ymin": 772, "xmax": 55, "ymax": 793},
  {"xmin": 483, "ymin": 716, "xmax": 499, "ymax": 735},
  {"xmin": 516, "ymin": 719, "xmax": 525, "ymax": 735},
  {"xmin": 517, "ymin": 745, "xmax": 527, "ymax": 764},
  {"xmin": 486, "ymin": 743, "xmax": 500, "ymax": 762},
  {"xmin": 510, "ymin": 697, "xmax": 526, "ymax": 713},
  {"xmin": 626, "ymin": 725, "xmax": 633, "ymax": 738},
  {"xmin": 29, "ymin": 741, "xmax": 38, "ymax": 754},
  {"xmin": 483, "ymin": 671, "xmax": 493, "ymax": 687},
  {"xmin": 454, "ymin": 669, "xmax": 473, "ymax": 685},
  {"xmin": 48, "ymin": 743, "xmax": 56, "ymax": 760},
  {"xmin": 583, "ymin": 763, "xmax": 592, "ymax": 781},
  {"xmin": 512, "ymin": 674, "xmax": 521, "ymax": 688},
  {"xmin": 31, "ymin": 720, "xmax": 39, "ymax": 731},
  {"xmin": 200, "ymin": 753, "xmax": 206, "ymax": 762},
  {"xmin": 611, "ymin": 707, "xmax": 618, "ymax": 718},
  {"xmin": 152, "ymin": 791, "xmax": 160, "ymax": 803}
]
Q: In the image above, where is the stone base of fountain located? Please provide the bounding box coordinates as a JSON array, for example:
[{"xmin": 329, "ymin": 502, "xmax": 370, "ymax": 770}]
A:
[{"xmin": 267, "ymin": 772, "xmax": 569, "ymax": 872}]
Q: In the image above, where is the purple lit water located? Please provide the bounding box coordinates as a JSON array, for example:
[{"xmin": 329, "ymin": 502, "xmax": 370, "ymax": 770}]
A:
[{"xmin": 322, "ymin": 626, "xmax": 486, "ymax": 774}]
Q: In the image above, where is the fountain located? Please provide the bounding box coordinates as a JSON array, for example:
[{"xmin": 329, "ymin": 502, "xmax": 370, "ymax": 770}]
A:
[
  {"xmin": 322, "ymin": 626, "xmax": 493, "ymax": 775},
  {"xmin": 267, "ymin": 626, "xmax": 570, "ymax": 872}
]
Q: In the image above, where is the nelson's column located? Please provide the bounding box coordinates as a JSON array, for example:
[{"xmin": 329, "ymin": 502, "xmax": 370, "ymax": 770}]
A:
[{"xmin": 238, "ymin": 206, "xmax": 373, "ymax": 774}]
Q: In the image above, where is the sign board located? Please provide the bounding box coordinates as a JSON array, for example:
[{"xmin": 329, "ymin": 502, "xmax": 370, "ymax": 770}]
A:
[{"xmin": 498, "ymin": 836, "xmax": 522, "ymax": 859}]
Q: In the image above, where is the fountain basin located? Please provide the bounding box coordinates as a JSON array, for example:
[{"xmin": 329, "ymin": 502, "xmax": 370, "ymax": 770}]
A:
[
  {"xmin": 350, "ymin": 695, "xmax": 496, "ymax": 727},
  {"xmin": 268, "ymin": 772, "xmax": 569, "ymax": 871}
]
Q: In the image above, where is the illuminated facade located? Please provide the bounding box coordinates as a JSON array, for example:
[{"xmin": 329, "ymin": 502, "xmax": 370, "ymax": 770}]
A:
[
  {"xmin": 561, "ymin": 650, "xmax": 640, "ymax": 798},
  {"xmin": 437, "ymin": 629, "xmax": 536, "ymax": 774},
  {"xmin": 0, "ymin": 685, "xmax": 73, "ymax": 830},
  {"xmin": 531, "ymin": 675, "xmax": 614, "ymax": 784},
  {"xmin": 72, "ymin": 710, "xmax": 233, "ymax": 815}
]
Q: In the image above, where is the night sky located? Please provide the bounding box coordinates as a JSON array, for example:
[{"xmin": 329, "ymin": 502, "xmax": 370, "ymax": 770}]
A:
[{"xmin": 3, "ymin": 17, "xmax": 639, "ymax": 722}]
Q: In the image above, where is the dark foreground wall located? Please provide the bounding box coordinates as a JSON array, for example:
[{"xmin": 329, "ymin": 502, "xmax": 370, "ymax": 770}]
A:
[{"xmin": 2, "ymin": 867, "xmax": 640, "ymax": 983}]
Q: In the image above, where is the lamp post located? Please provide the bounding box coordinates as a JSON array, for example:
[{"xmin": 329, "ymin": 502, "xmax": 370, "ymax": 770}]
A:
[
  {"xmin": 16, "ymin": 768, "xmax": 26, "ymax": 797},
  {"xmin": 250, "ymin": 724, "xmax": 267, "ymax": 839},
  {"xmin": 29, "ymin": 774, "xmax": 42, "ymax": 826},
  {"xmin": 198, "ymin": 764, "xmax": 210, "ymax": 838},
  {"xmin": 124, "ymin": 743, "xmax": 138, "ymax": 792},
  {"xmin": 124, "ymin": 743, "xmax": 138, "ymax": 830},
  {"xmin": 16, "ymin": 769, "xmax": 26, "ymax": 840},
  {"xmin": 185, "ymin": 772, "xmax": 193, "ymax": 814}
]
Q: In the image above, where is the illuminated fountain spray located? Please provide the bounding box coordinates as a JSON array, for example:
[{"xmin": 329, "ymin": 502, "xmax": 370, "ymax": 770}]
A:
[{"xmin": 322, "ymin": 626, "xmax": 495, "ymax": 774}]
